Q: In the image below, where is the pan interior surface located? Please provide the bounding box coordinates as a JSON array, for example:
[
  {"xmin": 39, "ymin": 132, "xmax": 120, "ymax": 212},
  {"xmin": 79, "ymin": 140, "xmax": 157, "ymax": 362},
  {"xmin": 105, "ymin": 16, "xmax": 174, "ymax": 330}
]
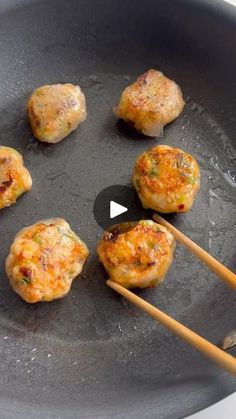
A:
[{"xmin": 0, "ymin": 0, "xmax": 235, "ymax": 418}]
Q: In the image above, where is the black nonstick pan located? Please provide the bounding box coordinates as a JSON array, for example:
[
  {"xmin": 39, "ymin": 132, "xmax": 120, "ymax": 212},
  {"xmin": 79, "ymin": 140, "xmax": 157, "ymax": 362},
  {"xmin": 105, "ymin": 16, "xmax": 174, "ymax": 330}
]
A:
[{"xmin": 0, "ymin": 0, "xmax": 236, "ymax": 418}]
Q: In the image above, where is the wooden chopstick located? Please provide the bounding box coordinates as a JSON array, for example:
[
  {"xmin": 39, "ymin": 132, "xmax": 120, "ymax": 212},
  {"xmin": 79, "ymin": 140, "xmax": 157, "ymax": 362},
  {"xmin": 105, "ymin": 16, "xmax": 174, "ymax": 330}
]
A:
[
  {"xmin": 153, "ymin": 214, "xmax": 236, "ymax": 291},
  {"xmin": 107, "ymin": 280, "xmax": 236, "ymax": 375}
]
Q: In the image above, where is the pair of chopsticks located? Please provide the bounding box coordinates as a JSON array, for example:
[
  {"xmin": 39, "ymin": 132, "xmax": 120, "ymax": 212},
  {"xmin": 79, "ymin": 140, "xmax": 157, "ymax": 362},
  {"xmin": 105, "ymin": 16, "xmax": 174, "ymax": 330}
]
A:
[
  {"xmin": 107, "ymin": 214, "xmax": 236, "ymax": 376},
  {"xmin": 153, "ymin": 214, "xmax": 236, "ymax": 291}
]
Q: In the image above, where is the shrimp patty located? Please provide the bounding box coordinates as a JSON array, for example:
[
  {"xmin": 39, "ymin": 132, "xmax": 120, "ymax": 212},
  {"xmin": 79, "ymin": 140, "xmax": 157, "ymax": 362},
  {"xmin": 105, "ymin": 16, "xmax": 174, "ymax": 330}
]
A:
[
  {"xmin": 114, "ymin": 69, "xmax": 185, "ymax": 137},
  {"xmin": 6, "ymin": 218, "xmax": 89, "ymax": 303},
  {"xmin": 0, "ymin": 146, "xmax": 32, "ymax": 209},
  {"xmin": 133, "ymin": 145, "xmax": 200, "ymax": 213},
  {"xmin": 27, "ymin": 83, "xmax": 87, "ymax": 143},
  {"xmin": 97, "ymin": 220, "xmax": 175, "ymax": 289}
]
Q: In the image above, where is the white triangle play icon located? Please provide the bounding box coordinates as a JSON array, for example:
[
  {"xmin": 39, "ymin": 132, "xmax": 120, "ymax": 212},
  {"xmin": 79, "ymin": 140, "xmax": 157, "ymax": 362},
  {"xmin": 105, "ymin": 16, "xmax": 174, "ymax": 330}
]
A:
[{"xmin": 110, "ymin": 201, "xmax": 128, "ymax": 219}]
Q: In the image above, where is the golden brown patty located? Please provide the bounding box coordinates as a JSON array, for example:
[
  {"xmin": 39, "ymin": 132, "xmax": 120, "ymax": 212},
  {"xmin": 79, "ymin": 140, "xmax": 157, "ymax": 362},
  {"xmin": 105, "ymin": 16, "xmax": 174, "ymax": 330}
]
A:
[
  {"xmin": 133, "ymin": 145, "xmax": 200, "ymax": 213},
  {"xmin": 0, "ymin": 146, "xmax": 32, "ymax": 209},
  {"xmin": 97, "ymin": 220, "xmax": 175, "ymax": 289},
  {"xmin": 27, "ymin": 83, "xmax": 87, "ymax": 143},
  {"xmin": 6, "ymin": 218, "xmax": 89, "ymax": 303},
  {"xmin": 114, "ymin": 69, "xmax": 185, "ymax": 137}
]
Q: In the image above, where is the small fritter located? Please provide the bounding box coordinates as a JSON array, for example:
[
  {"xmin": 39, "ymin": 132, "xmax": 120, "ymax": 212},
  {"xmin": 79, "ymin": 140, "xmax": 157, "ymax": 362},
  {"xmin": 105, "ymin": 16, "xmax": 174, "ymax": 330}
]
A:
[
  {"xmin": 27, "ymin": 83, "xmax": 87, "ymax": 143},
  {"xmin": 97, "ymin": 220, "xmax": 175, "ymax": 289},
  {"xmin": 0, "ymin": 146, "xmax": 32, "ymax": 209},
  {"xmin": 133, "ymin": 145, "xmax": 200, "ymax": 213},
  {"xmin": 114, "ymin": 69, "xmax": 185, "ymax": 137},
  {"xmin": 6, "ymin": 218, "xmax": 89, "ymax": 303}
]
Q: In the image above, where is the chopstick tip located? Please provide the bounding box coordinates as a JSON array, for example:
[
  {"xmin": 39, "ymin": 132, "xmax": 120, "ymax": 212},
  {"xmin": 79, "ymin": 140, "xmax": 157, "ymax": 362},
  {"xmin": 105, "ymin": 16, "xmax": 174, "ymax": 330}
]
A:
[{"xmin": 153, "ymin": 213, "xmax": 163, "ymax": 224}]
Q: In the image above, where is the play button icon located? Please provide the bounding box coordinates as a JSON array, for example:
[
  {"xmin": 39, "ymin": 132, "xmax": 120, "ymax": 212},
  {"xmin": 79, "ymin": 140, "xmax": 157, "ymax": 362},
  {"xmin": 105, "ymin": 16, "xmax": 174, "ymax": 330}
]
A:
[
  {"xmin": 93, "ymin": 184, "xmax": 147, "ymax": 230},
  {"xmin": 110, "ymin": 201, "xmax": 128, "ymax": 218}
]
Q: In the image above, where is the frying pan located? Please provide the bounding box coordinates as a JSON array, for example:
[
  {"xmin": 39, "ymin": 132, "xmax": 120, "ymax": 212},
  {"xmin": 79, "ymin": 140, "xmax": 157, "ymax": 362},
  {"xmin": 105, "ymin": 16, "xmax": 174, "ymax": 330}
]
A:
[{"xmin": 0, "ymin": 0, "xmax": 235, "ymax": 418}]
